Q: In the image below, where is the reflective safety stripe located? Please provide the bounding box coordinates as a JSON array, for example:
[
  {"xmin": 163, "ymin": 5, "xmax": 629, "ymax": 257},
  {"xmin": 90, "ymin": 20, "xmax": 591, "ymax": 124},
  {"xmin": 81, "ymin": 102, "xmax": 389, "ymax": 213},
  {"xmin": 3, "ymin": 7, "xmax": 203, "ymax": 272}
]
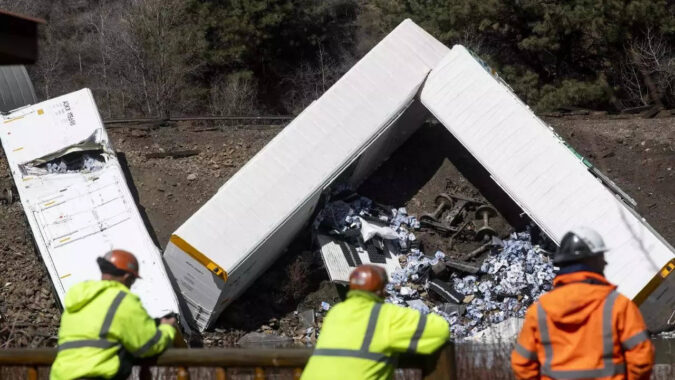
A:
[
  {"xmin": 514, "ymin": 342, "xmax": 537, "ymax": 361},
  {"xmin": 58, "ymin": 339, "xmax": 119, "ymax": 352},
  {"xmin": 538, "ymin": 290, "xmax": 625, "ymax": 379},
  {"xmin": 621, "ymin": 330, "xmax": 649, "ymax": 350},
  {"xmin": 100, "ymin": 291, "xmax": 127, "ymax": 338},
  {"xmin": 407, "ymin": 313, "xmax": 427, "ymax": 353},
  {"xmin": 313, "ymin": 349, "xmax": 394, "ymax": 365},
  {"xmin": 602, "ymin": 290, "xmax": 619, "ymax": 366},
  {"xmin": 537, "ymin": 303, "xmax": 553, "ymax": 375},
  {"xmin": 315, "ymin": 303, "xmax": 393, "ymax": 365},
  {"xmin": 542, "ymin": 363, "xmax": 626, "ymax": 379},
  {"xmin": 361, "ymin": 303, "xmax": 382, "ymax": 351},
  {"xmin": 134, "ymin": 329, "xmax": 162, "ymax": 357},
  {"xmin": 58, "ymin": 290, "xmax": 127, "ymax": 352}
]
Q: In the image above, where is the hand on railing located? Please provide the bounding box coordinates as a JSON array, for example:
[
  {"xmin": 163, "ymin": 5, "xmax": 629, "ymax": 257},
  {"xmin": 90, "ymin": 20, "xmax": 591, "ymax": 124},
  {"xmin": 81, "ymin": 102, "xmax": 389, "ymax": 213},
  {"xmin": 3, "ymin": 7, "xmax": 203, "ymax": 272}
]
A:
[{"xmin": 160, "ymin": 316, "xmax": 177, "ymax": 328}]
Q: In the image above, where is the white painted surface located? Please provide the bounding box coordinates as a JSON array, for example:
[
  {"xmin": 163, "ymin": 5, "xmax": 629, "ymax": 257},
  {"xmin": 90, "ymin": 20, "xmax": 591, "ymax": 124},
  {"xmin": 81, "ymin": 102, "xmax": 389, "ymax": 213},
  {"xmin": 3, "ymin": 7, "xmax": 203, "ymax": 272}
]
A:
[
  {"xmin": 422, "ymin": 45, "xmax": 675, "ymax": 299},
  {"xmin": 1, "ymin": 89, "xmax": 179, "ymax": 318},
  {"xmin": 165, "ymin": 19, "xmax": 450, "ymax": 330},
  {"xmin": 317, "ymin": 234, "xmax": 402, "ymax": 283}
]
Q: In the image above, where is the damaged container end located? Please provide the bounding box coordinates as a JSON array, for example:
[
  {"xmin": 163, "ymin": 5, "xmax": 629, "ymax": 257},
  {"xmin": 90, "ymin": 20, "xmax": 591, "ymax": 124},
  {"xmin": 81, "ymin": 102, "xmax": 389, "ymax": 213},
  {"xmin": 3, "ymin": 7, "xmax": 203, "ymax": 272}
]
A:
[{"xmin": 0, "ymin": 89, "xmax": 179, "ymax": 319}]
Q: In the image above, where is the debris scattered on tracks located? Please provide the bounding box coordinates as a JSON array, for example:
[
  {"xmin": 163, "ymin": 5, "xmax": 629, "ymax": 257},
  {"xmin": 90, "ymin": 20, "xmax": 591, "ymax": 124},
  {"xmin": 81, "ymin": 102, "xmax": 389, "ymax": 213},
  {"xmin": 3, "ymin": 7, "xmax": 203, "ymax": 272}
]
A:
[
  {"xmin": 441, "ymin": 232, "xmax": 555, "ymax": 338},
  {"xmin": 313, "ymin": 189, "xmax": 556, "ymax": 340}
]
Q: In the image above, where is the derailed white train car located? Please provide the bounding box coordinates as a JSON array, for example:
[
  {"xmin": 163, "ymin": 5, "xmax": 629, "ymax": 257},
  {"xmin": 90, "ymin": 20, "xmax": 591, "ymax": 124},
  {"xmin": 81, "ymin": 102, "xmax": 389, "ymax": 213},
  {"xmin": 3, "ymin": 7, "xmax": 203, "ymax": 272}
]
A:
[
  {"xmin": 0, "ymin": 89, "xmax": 179, "ymax": 318},
  {"xmin": 163, "ymin": 19, "xmax": 450, "ymax": 330},
  {"xmin": 163, "ymin": 21, "xmax": 674, "ymax": 332},
  {"xmin": 422, "ymin": 45, "xmax": 675, "ymax": 332}
]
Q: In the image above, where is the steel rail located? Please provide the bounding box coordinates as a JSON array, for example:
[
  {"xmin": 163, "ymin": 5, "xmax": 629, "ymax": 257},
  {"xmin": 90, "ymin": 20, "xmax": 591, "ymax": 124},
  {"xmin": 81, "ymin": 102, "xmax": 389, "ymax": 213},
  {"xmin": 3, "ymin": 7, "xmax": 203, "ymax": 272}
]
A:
[{"xmin": 103, "ymin": 115, "xmax": 293, "ymax": 125}]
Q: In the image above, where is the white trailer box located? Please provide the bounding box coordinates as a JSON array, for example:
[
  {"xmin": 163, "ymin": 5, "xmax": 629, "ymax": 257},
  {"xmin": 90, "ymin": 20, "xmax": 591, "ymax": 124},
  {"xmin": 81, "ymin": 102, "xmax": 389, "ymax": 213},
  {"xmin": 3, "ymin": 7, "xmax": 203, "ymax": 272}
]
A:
[
  {"xmin": 0, "ymin": 89, "xmax": 179, "ymax": 318},
  {"xmin": 421, "ymin": 45, "xmax": 675, "ymax": 332},
  {"xmin": 164, "ymin": 19, "xmax": 450, "ymax": 330}
]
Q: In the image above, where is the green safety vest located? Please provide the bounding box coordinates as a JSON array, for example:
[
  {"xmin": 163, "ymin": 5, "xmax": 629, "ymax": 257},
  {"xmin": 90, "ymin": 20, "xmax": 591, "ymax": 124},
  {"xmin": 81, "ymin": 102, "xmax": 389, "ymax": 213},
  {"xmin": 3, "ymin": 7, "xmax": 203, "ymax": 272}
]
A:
[
  {"xmin": 50, "ymin": 280, "xmax": 176, "ymax": 380},
  {"xmin": 301, "ymin": 290, "xmax": 450, "ymax": 380}
]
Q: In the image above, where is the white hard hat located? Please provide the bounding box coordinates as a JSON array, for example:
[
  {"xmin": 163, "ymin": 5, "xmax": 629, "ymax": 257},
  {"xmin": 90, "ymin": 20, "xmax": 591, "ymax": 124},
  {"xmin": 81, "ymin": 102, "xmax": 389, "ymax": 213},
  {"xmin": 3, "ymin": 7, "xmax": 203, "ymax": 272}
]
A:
[{"xmin": 554, "ymin": 226, "xmax": 609, "ymax": 264}]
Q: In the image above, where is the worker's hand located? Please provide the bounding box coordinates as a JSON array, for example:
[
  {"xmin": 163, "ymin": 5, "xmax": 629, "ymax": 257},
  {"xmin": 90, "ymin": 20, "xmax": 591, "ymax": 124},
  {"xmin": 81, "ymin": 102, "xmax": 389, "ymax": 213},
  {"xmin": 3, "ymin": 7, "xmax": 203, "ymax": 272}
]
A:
[{"xmin": 160, "ymin": 316, "xmax": 177, "ymax": 327}]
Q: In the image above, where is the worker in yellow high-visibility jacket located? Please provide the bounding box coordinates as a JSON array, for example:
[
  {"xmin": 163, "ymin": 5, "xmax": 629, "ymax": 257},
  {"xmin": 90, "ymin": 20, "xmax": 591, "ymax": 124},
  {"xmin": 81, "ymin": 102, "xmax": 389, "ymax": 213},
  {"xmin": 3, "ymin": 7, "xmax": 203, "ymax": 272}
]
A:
[
  {"xmin": 302, "ymin": 264, "xmax": 450, "ymax": 380},
  {"xmin": 50, "ymin": 250, "xmax": 177, "ymax": 380}
]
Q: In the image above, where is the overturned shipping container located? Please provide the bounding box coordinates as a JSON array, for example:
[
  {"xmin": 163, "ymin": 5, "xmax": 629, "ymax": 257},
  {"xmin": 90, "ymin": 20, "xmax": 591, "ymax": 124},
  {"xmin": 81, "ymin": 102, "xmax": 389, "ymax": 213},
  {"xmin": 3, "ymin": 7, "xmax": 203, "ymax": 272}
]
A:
[
  {"xmin": 0, "ymin": 89, "xmax": 179, "ymax": 318},
  {"xmin": 421, "ymin": 45, "xmax": 675, "ymax": 332},
  {"xmin": 166, "ymin": 20, "xmax": 675, "ymax": 332},
  {"xmin": 164, "ymin": 19, "xmax": 450, "ymax": 330}
]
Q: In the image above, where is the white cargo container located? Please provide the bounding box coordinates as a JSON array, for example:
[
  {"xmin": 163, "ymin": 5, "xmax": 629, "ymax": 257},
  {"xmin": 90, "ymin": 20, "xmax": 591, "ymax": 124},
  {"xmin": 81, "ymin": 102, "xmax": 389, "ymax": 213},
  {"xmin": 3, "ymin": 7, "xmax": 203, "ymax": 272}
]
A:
[
  {"xmin": 421, "ymin": 45, "xmax": 675, "ymax": 332},
  {"xmin": 164, "ymin": 19, "xmax": 450, "ymax": 330},
  {"xmin": 0, "ymin": 89, "xmax": 179, "ymax": 318},
  {"xmin": 165, "ymin": 22, "xmax": 674, "ymax": 332}
]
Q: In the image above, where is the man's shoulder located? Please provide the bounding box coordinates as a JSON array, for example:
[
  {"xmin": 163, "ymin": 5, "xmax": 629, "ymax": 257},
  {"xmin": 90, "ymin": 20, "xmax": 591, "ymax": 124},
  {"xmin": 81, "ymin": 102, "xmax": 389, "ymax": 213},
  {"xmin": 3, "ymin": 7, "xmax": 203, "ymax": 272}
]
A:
[
  {"xmin": 107, "ymin": 286, "xmax": 142, "ymax": 312},
  {"xmin": 380, "ymin": 302, "xmax": 424, "ymax": 320},
  {"xmin": 118, "ymin": 288, "xmax": 141, "ymax": 303},
  {"xmin": 612, "ymin": 291, "xmax": 636, "ymax": 309}
]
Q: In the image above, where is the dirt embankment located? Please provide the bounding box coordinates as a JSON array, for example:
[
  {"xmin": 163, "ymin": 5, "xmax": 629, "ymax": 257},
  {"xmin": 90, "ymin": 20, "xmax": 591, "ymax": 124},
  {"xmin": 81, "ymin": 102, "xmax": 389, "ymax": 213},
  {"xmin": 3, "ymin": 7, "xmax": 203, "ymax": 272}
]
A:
[{"xmin": 0, "ymin": 116, "xmax": 673, "ymax": 348}]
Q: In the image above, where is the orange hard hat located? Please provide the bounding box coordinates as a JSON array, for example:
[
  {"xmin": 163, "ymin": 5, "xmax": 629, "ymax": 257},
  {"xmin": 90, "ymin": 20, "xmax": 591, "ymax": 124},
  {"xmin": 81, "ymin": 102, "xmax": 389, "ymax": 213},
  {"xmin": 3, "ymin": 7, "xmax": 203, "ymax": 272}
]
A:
[
  {"xmin": 349, "ymin": 265, "xmax": 387, "ymax": 293},
  {"xmin": 100, "ymin": 249, "xmax": 141, "ymax": 278}
]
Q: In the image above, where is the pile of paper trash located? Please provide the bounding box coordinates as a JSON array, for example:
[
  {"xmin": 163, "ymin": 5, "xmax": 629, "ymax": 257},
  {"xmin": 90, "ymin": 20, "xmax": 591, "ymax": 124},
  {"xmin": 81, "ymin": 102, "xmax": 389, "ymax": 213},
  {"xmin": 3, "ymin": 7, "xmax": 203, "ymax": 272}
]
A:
[
  {"xmin": 42, "ymin": 154, "xmax": 106, "ymax": 174},
  {"xmin": 439, "ymin": 232, "xmax": 555, "ymax": 338},
  {"xmin": 313, "ymin": 190, "xmax": 419, "ymax": 252},
  {"xmin": 313, "ymin": 189, "xmax": 556, "ymax": 340}
]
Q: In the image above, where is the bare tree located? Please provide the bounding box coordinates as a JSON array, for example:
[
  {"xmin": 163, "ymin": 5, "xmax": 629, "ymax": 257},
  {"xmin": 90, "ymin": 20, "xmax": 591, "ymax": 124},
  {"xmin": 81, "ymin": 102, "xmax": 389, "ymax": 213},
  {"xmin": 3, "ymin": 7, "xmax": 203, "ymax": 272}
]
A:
[
  {"xmin": 118, "ymin": 0, "xmax": 206, "ymax": 117},
  {"xmin": 0, "ymin": 0, "xmax": 47, "ymax": 17},
  {"xmin": 622, "ymin": 27, "xmax": 675, "ymax": 108},
  {"xmin": 32, "ymin": 15, "xmax": 63, "ymax": 99},
  {"xmin": 281, "ymin": 46, "xmax": 355, "ymax": 114},
  {"xmin": 87, "ymin": 0, "xmax": 115, "ymax": 117},
  {"xmin": 208, "ymin": 73, "xmax": 258, "ymax": 116}
]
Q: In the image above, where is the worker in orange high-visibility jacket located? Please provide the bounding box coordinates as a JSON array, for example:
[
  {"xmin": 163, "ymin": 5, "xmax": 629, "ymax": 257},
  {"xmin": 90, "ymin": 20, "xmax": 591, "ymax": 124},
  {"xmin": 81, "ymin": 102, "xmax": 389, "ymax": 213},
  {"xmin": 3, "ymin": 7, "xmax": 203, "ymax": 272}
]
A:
[
  {"xmin": 512, "ymin": 227, "xmax": 654, "ymax": 380},
  {"xmin": 301, "ymin": 264, "xmax": 450, "ymax": 380},
  {"xmin": 51, "ymin": 250, "xmax": 177, "ymax": 380}
]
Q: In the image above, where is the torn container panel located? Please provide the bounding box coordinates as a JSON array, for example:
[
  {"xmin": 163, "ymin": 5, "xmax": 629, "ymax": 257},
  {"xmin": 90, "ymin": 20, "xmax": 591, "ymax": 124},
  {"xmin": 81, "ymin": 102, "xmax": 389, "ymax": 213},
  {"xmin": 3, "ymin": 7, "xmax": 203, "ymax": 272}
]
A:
[
  {"xmin": 317, "ymin": 234, "xmax": 401, "ymax": 284},
  {"xmin": 0, "ymin": 89, "xmax": 179, "ymax": 318}
]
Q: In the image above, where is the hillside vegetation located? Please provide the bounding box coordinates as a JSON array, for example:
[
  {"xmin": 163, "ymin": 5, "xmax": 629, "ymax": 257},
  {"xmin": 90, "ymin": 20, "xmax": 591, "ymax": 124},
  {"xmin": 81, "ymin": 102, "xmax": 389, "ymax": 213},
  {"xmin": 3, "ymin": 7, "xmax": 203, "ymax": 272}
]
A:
[{"xmin": 2, "ymin": 0, "xmax": 673, "ymax": 116}]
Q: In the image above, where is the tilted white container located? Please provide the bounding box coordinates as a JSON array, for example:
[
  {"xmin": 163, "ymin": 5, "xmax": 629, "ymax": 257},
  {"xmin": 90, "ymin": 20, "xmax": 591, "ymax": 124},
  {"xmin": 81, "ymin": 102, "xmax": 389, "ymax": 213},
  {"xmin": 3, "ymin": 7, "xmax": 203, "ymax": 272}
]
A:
[
  {"xmin": 163, "ymin": 19, "xmax": 450, "ymax": 330},
  {"xmin": 422, "ymin": 45, "xmax": 675, "ymax": 332},
  {"xmin": 164, "ymin": 25, "xmax": 675, "ymax": 333},
  {"xmin": 0, "ymin": 89, "xmax": 179, "ymax": 318}
]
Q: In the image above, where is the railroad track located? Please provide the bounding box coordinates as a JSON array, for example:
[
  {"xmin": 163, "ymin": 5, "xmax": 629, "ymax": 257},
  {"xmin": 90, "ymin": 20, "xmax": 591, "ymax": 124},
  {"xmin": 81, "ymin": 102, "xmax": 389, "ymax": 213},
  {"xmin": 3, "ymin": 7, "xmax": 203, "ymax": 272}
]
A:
[{"xmin": 103, "ymin": 115, "xmax": 294, "ymax": 128}]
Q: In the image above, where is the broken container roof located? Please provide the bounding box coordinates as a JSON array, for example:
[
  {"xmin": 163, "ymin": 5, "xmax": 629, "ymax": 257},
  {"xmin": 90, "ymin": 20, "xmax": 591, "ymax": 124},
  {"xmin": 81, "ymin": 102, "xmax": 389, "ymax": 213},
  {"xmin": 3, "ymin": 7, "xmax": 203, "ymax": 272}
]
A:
[{"xmin": 0, "ymin": 89, "xmax": 179, "ymax": 318}]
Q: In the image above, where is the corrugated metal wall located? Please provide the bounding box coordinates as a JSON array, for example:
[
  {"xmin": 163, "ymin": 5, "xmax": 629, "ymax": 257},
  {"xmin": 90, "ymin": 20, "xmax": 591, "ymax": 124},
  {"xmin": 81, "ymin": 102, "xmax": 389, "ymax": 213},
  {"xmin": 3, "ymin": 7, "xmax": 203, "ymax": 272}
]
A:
[{"xmin": 0, "ymin": 65, "xmax": 37, "ymax": 113}]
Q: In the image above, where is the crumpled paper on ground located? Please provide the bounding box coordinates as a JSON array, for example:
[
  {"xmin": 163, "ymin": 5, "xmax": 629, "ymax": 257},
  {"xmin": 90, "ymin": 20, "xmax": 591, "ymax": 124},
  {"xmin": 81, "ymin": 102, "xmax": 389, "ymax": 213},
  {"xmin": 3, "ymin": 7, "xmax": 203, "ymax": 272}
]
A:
[{"xmin": 314, "ymin": 190, "xmax": 556, "ymax": 340}]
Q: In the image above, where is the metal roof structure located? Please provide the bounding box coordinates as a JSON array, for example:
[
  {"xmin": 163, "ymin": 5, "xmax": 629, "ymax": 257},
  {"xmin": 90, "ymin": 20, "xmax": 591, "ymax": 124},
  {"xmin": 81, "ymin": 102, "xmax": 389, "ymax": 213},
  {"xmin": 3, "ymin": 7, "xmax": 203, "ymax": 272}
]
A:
[
  {"xmin": 0, "ymin": 9, "xmax": 44, "ymax": 65},
  {"xmin": 0, "ymin": 65, "xmax": 37, "ymax": 113}
]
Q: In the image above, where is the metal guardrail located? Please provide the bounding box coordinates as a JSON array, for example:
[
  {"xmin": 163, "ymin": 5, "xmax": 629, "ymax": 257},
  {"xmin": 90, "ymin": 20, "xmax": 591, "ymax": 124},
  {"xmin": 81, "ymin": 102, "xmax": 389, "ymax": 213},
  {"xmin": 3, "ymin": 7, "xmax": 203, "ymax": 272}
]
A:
[{"xmin": 0, "ymin": 345, "xmax": 457, "ymax": 380}]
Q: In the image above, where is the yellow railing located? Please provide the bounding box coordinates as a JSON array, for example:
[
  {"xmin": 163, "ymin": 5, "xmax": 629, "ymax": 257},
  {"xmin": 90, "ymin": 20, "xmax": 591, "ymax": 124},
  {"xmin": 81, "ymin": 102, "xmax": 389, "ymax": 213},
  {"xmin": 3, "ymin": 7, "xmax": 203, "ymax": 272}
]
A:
[{"xmin": 0, "ymin": 345, "xmax": 457, "ymax": 380}]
